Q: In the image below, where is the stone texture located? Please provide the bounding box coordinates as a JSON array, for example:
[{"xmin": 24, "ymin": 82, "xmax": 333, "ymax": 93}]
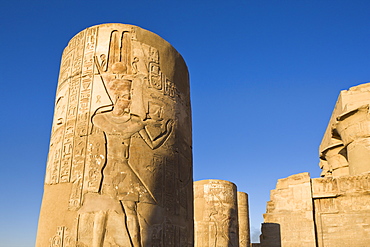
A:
[
  {"xmin": 261, "ymin": 173, "xmax": 316, "ymax": 247},
  {"xmin": 263, "ymin": 173, "xmax": 370, "ymax": 247},
  {"xmin": 260, "ymin": 223, "xmax": 280, "ymax": 247},
  {"xmin": 335, "ymin": 105, "xmax": 370, "ymax": 175},
  {"xmin": 237, "ymin": 192, "xmax": 250, "ymax": 247},
  {"xmin": 319, "ymin": 144, "xmax": 349, "ymax": 177},
  {"xmin": 36, "ymin": 23, "xmax": 193, "ymax": 247},
  {"xmin": 312, "ymin": 174, "xmax": 370, "ymax": 246},
  {"xmin": 194, "ymin": 179, "xmax": 239, "ymax": 247},
  {"xmin": 319, "ymin": 83, "xmax": 370, "ymax": 177}
]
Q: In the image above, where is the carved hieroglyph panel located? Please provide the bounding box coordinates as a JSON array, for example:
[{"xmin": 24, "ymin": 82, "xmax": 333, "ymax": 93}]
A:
[
  {"xmin": 49, "ymin": 226, "xmax": 72, "ymax": 247},
  {"xmin": 37, "ymin": 23, "xmax": 192, "ymax": 247},
  {"xmin": 194, "ymin": 179, "xmax": 239, "ymax": 247},
  {"xmin": 313, "ymin": 174, "xmax": 370, "ymax": 247}
]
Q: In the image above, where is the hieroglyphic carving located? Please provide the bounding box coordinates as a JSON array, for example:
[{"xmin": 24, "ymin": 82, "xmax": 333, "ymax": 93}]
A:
[
  {"xmin": 313, "ymin": 174, "xmax": 370, "ymax": 246},
  {"xmin": 311, "ymin": 177, "xmax": 338, "ymax": 198},
  {"xmin": 59, "ymin": 30, "xmax": 86, "ymax": 184},
  {"xmin": 164, "ymin": 78, "xmax": 176, "ymax": 98},
  {"xmin": 49, "ymin": 226, "xmax": 72, "ymax": 247},
  {"xmin": 45, "ymin": 38, "xmax": 76, "ymax": 185},
  {"xmin": 68, "ymin": 26, "xmax": 98, "ymax": 209},
  {"xmin": 149, "ymin": 62, "xmax": 162, "ymax": 90},
  {"xmin": 164, "ymin": 154, "xmax": 176, "ymax": 216},
  {"xmin": 264, "ymin": 173, "xmax": 370, "ymax": 246}
]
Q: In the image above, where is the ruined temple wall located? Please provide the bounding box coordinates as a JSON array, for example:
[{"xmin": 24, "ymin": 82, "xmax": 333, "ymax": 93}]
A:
[
  {"xmin": 313, "ymin": 174, "xmax": 370, "ymax": 247},
  {"xmin": 261, "ymin": 173, "xmax": 370, "ymax": 247},
  {"xmin": 261, "ymin": 173, "xmax": 316, "ymax": 247},
  {"xmin": 262, "ymin": 83, "xmax": 370, "ymax": 246}
]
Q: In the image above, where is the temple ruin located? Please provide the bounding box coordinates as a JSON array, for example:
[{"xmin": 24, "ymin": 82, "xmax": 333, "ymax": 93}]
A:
[
  {"xmin": 36, "ymin": 23, "xmax": 370, "ymax": 247},
  {"xmin": 261, "ymin": 83, "xmax": 370, "ymax": 246}
]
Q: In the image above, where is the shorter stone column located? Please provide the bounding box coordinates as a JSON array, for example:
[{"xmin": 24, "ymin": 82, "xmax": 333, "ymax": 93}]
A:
[
  {"xmin": 336, "ymin": 105, "xmax": 370, "ymax": 175},
  {"xmin": 237, "ymin": 191, "xmax": 250, "ymax": 247},
  {"xmin": 194, "ymin": 179, "xmax": 239, "ymax": 247}
]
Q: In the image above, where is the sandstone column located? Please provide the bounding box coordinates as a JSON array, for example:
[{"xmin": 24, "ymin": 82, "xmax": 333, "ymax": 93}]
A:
[
  {"xmin": 319, "ymin": 83, "xmax": 370, "ymax": 177},
  {"xmin": 319, "ymin": 143, "xmax": 349, "ymax": 177},
  {"xmin": 336, "ymin": 105, "xmax": 370, "ymax": 175},
  {"xmin": 194, "ymin": 179, "xmax": 239, "ymax": 247},
  {"xmin": 237, "ymin": 192, "xmax": 250, "ymax": 247},
  {"xmin": 36, "ymin": 23, "xmax": 193, "ymax": 247}
]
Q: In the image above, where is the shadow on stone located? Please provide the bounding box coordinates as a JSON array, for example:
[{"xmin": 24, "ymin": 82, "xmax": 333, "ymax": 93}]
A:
[{"xmin": 260, "ymin": 223, "xmax": 281, "ymax": 247}]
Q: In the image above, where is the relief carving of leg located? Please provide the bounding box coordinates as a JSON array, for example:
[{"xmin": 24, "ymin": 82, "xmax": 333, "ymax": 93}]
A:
[
  {"xmin": 121, "ymin": 201, "xmax": 141, "ymax": 247},
  {"xmin": 92, "ymin": 210, "xmax": 107, "ymax": 247}
]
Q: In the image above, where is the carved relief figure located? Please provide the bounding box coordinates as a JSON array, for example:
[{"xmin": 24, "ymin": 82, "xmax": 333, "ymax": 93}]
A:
[
  {"xmin": 208, "ymin": 190, "xmax": 238, "ymax": 247},
  {"xmin": 89, "ymin": 74, "xmax": 173, "ymax": 246},
  {"xmin": 209, "ymin": 201, "xmax": 229, "ymax": 247},
  {"xmin": 194, "ymin": 180, "xmax": 239, "ymax": 247},
  {"xmin": 76, "ymin": 30, "xmax": 174, "ymax": 247}
]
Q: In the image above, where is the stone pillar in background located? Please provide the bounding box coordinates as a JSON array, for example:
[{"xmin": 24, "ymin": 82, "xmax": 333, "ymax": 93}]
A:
[
  {"xmin": 237, "ymin": 192, "xmax": 250, "ymax": 247},
  {"xmin": 36, "ymin": 23, "xmax": 193, "ymax": 247},
  {"xmin": 194, "ymin": 179, "xmax": 239, "ymax": 247}
]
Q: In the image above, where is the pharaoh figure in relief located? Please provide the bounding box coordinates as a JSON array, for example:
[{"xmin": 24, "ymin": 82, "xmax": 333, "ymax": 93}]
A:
[{"xmin": 36, "ymin": 24, "xmax": 193, "ymax": 247}]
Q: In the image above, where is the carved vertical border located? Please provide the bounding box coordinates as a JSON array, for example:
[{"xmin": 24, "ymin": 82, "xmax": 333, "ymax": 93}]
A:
[
  {"xmin": 58, "ymin": 31, "xmax": 86, "ymax": 184},
  {"xmin": 46, "ymin": 32, "xmax": 82, "ymax": 185},
  {"xmin": 49, "ymin": 226, "xmax": 71, "ymax": 247},
  {"xmin": 68, "ymin": 26, "xmax": 98, "ymax": 210}
]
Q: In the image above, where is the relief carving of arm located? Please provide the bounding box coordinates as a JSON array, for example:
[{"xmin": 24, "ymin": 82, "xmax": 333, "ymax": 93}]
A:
[{"xmin": 139, "ymin": 119, "xmax": 174, "ymax": 149}]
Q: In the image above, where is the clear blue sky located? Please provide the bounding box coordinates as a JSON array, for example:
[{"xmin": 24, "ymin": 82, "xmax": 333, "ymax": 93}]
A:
[{"xmin": 1, "ymin": 0, "xmax": 370, "ymax": 246}]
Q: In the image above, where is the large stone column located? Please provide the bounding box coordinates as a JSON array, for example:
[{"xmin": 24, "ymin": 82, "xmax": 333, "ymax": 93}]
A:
[
  {"xmin": 237, "ymin": 192, "xmax": 250, "ymax": 247},
  {"xmin": 319, "ymin": 83, "xmax": 370, "ymax": 177},
  {"xmin": 194, "ymin": 179, "xmax": 239, "ymax": 247},
  {"xmin": 336, "ymin": 105, "xmax": 370, "ymax": 175},
  {"xmin": 36, "ymin": 23, "xmax": 193, "ymax": 247}
]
